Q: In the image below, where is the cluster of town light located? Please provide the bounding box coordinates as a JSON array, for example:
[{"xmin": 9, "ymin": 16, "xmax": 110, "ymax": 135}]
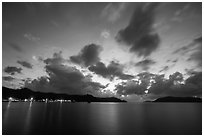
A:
[{"xmin": 6, "ymin": 97, "xmax": 72, "ymax": 103}]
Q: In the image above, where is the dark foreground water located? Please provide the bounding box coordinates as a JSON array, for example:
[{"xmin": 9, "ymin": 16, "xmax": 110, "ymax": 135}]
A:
[{"xmin": 2, "ymin": 102, "xmax": 202, "ymax": 135}]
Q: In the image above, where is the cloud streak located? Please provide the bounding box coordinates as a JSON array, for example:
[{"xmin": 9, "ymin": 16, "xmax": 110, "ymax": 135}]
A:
[
  {"xmin": 159, "ymin": 66, "xmax": 169, "ymax": 73},
  {"xmin": 173, "ymin": 37, "xmax": 202, "ymax": 68},
  {"xmin": 3, "ymin": 76, "xmax": 15, "ymax": 81},
  {"xmin": 4, "ymin": 66, "xmax": 22, "ymax": 75},
  {"xmin": 101, "ymin": 3, "xmax": 128, "ymax": 23},
  {"xmin": 24, "ymin": 33, "xmax": 40, "ymax": 42},
  {"xmin": 8, "ymin": 42, "xmax": 23, "ymax": 52},
  {"xmin": 17, "ymin": 60, "xmax": 33, "ymax": 69},
  {"xmin": 135, "ymin": 59, "xmax": 156, "ymax": 71}
]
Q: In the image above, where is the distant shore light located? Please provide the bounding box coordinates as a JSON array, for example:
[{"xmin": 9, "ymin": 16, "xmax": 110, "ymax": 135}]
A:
[{"xmin": 9, "ymin": 97, "xmax": 13, "ymax": 101}]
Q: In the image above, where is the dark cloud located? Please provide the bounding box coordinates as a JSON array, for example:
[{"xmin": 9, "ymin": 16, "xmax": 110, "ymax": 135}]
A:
[
  {"xmin": 3, "ymin": 76, "xmax": 15, "ymax": 81},
  {"xmin": 185, "ymin": 68, "xmax": 198, "ymax": 76},
  {"xmin": 149, "ymin": 72, "xmax": 201, "ymax": 97},
  {"xmin": 185, "ymin": 72, "xmax": 202, "ymax": 92},
  {"xmin": 70, "ymin": 44, "xmax": 103, "ymax": 67},
  {"xmin": 116, "ymin": 72, "xmax": 155, "ymax": 95},
  {"xmin": 88, "ymin": 61, "xmax": 134, "ymax": 80},
  {"xmin": 8, "ymin": 42, "xmax": 23, "ymax": 52},
  {"xmin": 25, "ymin": 52, "xmax": 105, "ymax": 96},
  {"xmin": 44, "ymin": 51, "xmax": 65, "ymax": 65},
  {"xmin": 135, "ymin": 59, "xmax": 156, "ymax": 70},
  {"xmin": 194, "ymin": 37, "xmax": 202, "ymax": 43},
  {"xmin": 147, "ymin": 72, "xmax": 184, "ymax": 96},
  {"xmin": 4, "ymin": 66, "xmax": 22, "ymax": 75},
  {"xmin": 116, "ymin": 3, "xmax": 160, "ymax": 57},
  {"xmin": 17, "ymin": 60, "xmax": 33, "ymax": 69},
  {"xmin": 167, "ymin": 59, "xmax": 178, "ymax": 63},
  {"xmin": 116, "ymin": 71, "xmax": 202, "ymax": 98},
  {"xmin": 172, "ymin": 59, "xmax": 178, "ymax": 63},
  {"xmin": 115, "ymin": 80, "xmax": 146, "ymax": 95}
]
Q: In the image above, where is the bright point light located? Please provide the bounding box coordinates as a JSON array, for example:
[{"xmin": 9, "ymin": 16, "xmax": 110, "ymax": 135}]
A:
[
  {"xmin": 30, "ymin": 97, "xmax": 34, "ymax": 101},
  {"xmin": 9, "ymin": 97, "xmax": 13, "ymax": 101}
]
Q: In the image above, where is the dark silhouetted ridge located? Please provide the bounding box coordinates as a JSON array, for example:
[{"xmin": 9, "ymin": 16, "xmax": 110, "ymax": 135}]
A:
[
  {"xmin": 152, "ymin": 96, "xmax": 202, "ymax": 103},
  {"xmin": 2, "ymin": 87, "xmax": 126, "ymax": 102}
]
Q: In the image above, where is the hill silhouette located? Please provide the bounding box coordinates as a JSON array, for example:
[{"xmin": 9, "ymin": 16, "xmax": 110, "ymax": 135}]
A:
[
  {"xmin": 151, "ymin": 96, "xmax": 202, "ymax": 103},
  {"xmin": 2, "ymin": 87, "xmax": 126, "ymax": 102}
]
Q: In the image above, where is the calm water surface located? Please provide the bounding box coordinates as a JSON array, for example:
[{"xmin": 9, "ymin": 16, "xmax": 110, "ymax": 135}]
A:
[{"xmin": 2, "ymin": 102, "xmax": 201, "ymax": 135}]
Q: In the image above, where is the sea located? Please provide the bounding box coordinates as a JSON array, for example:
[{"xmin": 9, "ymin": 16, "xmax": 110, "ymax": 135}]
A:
[{"xmin": 2, "ymin": 102, "xmax": 202, "ymax": 135}]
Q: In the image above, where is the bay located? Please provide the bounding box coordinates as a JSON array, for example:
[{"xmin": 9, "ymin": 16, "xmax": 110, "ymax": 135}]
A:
[{"xmin": 2, "ymin": 102, "xmax": 202, "ymax": 135}]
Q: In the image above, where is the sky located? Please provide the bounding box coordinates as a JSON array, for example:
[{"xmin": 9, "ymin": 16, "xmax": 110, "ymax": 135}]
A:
[{"xmin": 2, "ymin": 2, "xmax": 202, "ymax": 102}]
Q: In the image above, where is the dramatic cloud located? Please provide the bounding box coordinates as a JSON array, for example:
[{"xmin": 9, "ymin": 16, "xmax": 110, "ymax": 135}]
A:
[
  {"xmin": 115, "ymin": 80, "xmax": 146, "ymax": 95},
  {"xmin": 101, "ymin": 3, "xmax": 128, "ymax": 23},
  {"xmin": 70, "ymin": 44, "xmax": 103, "ymax": 67},
  {"xmin": 149, "ymin": 72, "xmax": 201, "ymax": 97},
  {"xmin": 89, "ymin": 61, "xmax": 134, "ymax": 80},
  {"xmin": 135, "ymin": 59, "xmax": 156, "ymax": 71},
  {"xmin": 116, "ymin": 72, "xmax": 154, "ymax": 95},
  {"xmin": 17, "ymin": 60, "xmax": 33, "ymax": 69},
  {"xmin": 24, "ymin": 33, "xmax": 40, "ymax": 42},
  {"xmin": 3, "ymin": 76, "xmax": 15, "ymax": 81},
  {"xmin": 116, "ymin": 3, "xmax": 160, "ymax": 57},
  {"xmin": 116, "ymin": 71, "xmax": 202, "ymax": 99},
  {"xmin": 4, "ymin": 66, "xmax": 22, "ymax": 75},
  {"xmin": 7, "ymin": 42, "xmax": 23, "ymax": 52},
  {"xmin": 25, "ymin": 52, "xmax": 105, "ymax": 95}
]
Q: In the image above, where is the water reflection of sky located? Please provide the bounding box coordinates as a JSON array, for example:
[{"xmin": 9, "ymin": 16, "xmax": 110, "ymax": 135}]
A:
[
  {"xmin": 91, "ymin": 103, "xmax": 120, "ymax": 134},
  {"xmin": 2, "ymin": 102, "xmax": 202, "ymax": 135}
]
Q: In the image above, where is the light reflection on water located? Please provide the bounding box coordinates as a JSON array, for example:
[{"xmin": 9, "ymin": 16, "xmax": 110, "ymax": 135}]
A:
[
  {"xmin": 24, "ymin": 102, "xmax": 32, "ymax": 134},
  {"xmin": 3, "ymin": 101, "xmax": 11, "ymax": 128},
  {"xmin": 2, "ymin": 102, "xmax": 202, "ymax": 135}
]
